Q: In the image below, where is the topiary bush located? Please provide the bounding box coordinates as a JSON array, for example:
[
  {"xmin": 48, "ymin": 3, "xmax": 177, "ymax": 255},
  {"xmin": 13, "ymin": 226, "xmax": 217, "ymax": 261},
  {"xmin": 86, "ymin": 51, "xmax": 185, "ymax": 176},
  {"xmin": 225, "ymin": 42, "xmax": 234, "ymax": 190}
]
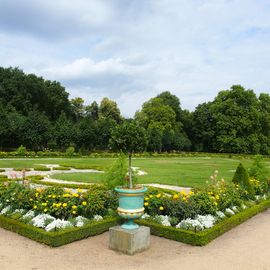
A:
[{"xmin": 232, "ymin": 163, "xmax": 254, "ymax": 196}]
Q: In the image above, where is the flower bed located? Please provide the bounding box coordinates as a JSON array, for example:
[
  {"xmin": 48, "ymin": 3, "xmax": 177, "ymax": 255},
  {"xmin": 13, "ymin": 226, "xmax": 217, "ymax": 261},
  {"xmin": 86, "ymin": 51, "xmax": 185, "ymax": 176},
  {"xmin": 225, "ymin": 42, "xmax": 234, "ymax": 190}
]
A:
[
  {"xmin": 0, "ymin": 214, "xmax": 117, "ymax": 246},
  {"xmin": 137, "ymin": 197, "xmax": 270, "ymax": 246}
]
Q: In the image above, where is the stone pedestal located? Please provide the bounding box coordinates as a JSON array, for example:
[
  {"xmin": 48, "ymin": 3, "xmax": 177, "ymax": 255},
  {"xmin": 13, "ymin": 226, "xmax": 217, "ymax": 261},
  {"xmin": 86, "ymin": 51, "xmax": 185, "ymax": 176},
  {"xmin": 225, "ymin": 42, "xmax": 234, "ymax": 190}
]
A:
[{"xmin": 109, "ymin": 225, "xmax": 150, "ymax": 255}]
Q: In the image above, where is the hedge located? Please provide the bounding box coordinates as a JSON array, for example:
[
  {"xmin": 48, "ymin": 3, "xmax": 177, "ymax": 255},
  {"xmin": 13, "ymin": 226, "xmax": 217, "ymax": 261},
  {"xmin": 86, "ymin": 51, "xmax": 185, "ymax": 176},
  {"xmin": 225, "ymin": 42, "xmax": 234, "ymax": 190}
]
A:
[
  {"xmin": 137, "ymin": 198, "xmax": 270, "ymax": 246},
  {"xmin": 1, "ymin": 150, "xmax": 269, "ymax": 159},
  {"xmin": 0, "ymin": 215, "xmax": 117, "ymax": 247}
]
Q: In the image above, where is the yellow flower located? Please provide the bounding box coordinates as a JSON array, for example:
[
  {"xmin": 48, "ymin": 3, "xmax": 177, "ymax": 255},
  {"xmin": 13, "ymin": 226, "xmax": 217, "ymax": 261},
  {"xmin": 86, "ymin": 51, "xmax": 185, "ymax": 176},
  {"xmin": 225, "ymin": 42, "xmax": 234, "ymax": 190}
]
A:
[
  {"xmin": 72, "ymin": 205, "xmax": 77, "ymax": 209},
  {"xmin": 82, "ymin": 201, "xmax": 87, "ymax": 206},
  {"xmin": 188, "ymin": 191, "xmax": 194, "ymax": 196},
  {"xmin": 215, "ymin": 195, "xmax": 220, "ymax": 200},
  {"xmin": 35, "ymin": 192, "xmax": 39, "ymax": 197},
  {"xmin": 144, "ymin": 202, "xmax": 149, "ymax": 206},
  {"xmin": 42, "ymin": 202, "xmax": 47, "ymax": 206},
  {"xmin": 149, "ymin": 195, "xmax": 153, "ymax": 198},
  {"xmin": 156, "ymin": 193, "xmax": 161, "ymax": 198},
  {"xmin": 72, "ymin": 210, "xmax": 76, "ymax": 214},
  {"xmin": 48, "ymin": 195, "xmax": 52, "ymax": 198},
  {"xmin": 63, "ymin": 203, "xmax": 67, "ymax": 207},
  {"xmin": 145, "ymin": 197, "xmax": 149, "ymax": 201},
  {"xmin": 33, "ymin": 205, "xmax": 37, "ymax": 209},
  {"xmin": 77, "ymin": 188, "xmax": 82, "ymax": 193},
  {"xmin": 173, "ymin": 194, "xmax": 179, "ymax": 199},
  {"xmin": 52, "ymin": 195, "xmax": 56, "ymax": 198},
  {"xmin": 180, "ymin": 191, "xmax": 187, "ymax": 196},
  {"xmin": 72, "ymin": 193, "xmax": 79, "ymax": 197},
  {"xmin": 159, "ymin": 206, "xmax": 164, "ymax": 211},
  {"xmin": 30, "ymin": 198, "xmax": 33, "ymax": 201},
  {"xmin": 44, "ymin": 208, "xmax": 48, "ymax": 212},
  {"xmin": 214, "ymin": 202, "xmax": 218, "ymax": 206},
  {"xmin": 63, "ymin": 193, "xmax": 70, "ymax": 197}
]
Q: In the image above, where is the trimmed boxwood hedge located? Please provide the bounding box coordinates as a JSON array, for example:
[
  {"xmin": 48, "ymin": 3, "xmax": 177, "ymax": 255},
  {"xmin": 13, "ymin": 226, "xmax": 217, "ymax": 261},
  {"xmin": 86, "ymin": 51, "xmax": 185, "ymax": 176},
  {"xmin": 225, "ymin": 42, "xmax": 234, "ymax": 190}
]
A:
[
  {"xmin": 137, "ymin": 198, "xmax": 270, "ymax": 246},
  {"xmin": 0, "ymin": 215, "xmax": 117, "ymax": 247}
]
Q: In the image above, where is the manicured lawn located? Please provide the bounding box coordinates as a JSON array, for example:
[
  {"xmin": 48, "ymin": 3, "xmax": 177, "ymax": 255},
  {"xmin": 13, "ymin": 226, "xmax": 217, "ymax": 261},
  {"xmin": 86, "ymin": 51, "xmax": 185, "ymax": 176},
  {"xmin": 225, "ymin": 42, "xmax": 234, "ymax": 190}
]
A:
[{"xmin": 1, "ymin": 156, "xmax": 269, "ymax": 188}]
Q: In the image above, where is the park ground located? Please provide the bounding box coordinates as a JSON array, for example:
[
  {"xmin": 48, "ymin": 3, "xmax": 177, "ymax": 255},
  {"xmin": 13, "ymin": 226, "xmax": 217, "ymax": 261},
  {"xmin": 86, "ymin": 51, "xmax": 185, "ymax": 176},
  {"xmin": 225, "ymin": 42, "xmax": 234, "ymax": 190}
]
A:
[
  {"xmin": 0, "ymin": 208, "xmax": 270, "ymax": 270},
  {"xmin": 1, "ymin": 156, "xmax": 269, "ymax": 188}
]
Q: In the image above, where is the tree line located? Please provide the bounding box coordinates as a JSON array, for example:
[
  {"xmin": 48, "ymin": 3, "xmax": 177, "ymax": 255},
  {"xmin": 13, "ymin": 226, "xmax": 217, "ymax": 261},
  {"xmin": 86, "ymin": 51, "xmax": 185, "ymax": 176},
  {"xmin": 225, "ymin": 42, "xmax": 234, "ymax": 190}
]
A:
[{"xmin": 0, "ymin": 67, "xmax": 269, "ymax": 154}]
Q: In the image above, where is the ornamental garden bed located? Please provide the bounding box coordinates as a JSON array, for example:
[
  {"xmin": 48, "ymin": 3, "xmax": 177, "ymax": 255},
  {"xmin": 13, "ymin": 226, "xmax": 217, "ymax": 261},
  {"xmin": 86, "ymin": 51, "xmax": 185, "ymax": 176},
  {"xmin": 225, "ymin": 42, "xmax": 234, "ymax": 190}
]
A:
[
  {"xmin": 137, "ymin": 197, "xmax": 270, "ymax": 246},
  {"xmin": 0, "ymin": 161, "xmax": 269, "ymax": 247}
]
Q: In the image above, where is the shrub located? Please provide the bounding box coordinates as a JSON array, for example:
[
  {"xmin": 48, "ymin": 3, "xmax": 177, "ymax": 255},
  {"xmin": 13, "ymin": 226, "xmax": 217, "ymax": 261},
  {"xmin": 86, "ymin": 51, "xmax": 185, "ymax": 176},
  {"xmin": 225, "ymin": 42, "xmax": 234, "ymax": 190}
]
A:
[
  {"xmin": 218, "ymin": 185, "xmax": 243, "ymax": 211},
  {"xmin": 103, "ymin": 153, "xmax": 128, "ymax": 189},
  {"xmin": 188, "ymin": 192, "xmax": 218, "ymax": 215},
  {"xmin": 249, "ymin": 155, "xmax": 270, "ymax": 182},
  {"xmin": 65, "ymin": 146, "xmax": 75, "ymax": 157},
  {"xmin": 15, "ymin": 145, "xmax": 27, "ymax": 156},
  {"xmin": 232, "ymin": 163, "xmax": 254, "ymax": 196},
  {"xmin": 33, "ymin": 166, "xmax": 50, "ymax": 171}
]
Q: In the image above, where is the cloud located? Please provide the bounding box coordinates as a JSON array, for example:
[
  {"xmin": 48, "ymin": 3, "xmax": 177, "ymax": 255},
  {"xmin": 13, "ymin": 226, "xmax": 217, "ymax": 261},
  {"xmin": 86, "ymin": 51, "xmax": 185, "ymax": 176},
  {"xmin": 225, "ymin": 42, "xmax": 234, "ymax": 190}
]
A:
[{"xmin": 0, "ymin": 0, "xmax": 270, "ymax": 117}]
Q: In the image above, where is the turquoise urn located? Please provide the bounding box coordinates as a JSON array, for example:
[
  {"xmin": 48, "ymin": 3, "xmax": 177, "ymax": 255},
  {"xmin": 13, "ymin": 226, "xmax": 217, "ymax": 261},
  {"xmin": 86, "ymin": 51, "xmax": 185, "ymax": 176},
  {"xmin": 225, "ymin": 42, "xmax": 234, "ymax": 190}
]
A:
[{"xmin": 115, "ymin": 186, "xmax": 147, "ymax": 230}]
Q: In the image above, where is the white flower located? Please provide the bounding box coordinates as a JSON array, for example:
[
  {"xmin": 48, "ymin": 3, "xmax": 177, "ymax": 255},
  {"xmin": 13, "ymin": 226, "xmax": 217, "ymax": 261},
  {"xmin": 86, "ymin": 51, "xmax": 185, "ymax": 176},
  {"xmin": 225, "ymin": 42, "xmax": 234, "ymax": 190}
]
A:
[
  {"xmin": 241, "ymin": 204, "xmax": 247, "ymax": 210},
  {"xmin": 13, "ymin": 209, "xmax": 25, "ymax": 214},
  {"xmin": 0, "ymin": 206, "xmax": 11, "ymax": 215},
  {"xmin": 141, "ymin": 213, "xmax": 150, "ymax": 219},
  {"xmin": 176, "ymin": 214, "xmax": 216, "ymax": 231},
  {"xmin": 176, "ymin": 218, "xmax": 203, "ymax": 231},
  {"xmin": 22, "ymin": 210, "xmax": 36, "ymax": 220},
  {"xmin": 93, "ymin": 215, "xmax": 103, "ymax": 222},
  {"xmin": 45, "ymin": 219, "xmax": 73, "ymax": 232},
  {"xmin": 196, "ymin": 215, "xmax": 216, "ymax": 229},
  {"xmin": 75, "ymin": 216, "xmax": 89, "ymax": 227},
  {"xmin": 154, "ymin": 215, "xmax": 171, "ymax": 226},
  {"xmin": 232, "ymin": 206, "xmax": 239, "ymax": 213},
  {"xmin": 216, "ymin": 211, "xmax": 226, "ymax": 219},
  {"xmin": 31, "ymin": 214, "xmax": 55, "ymax": 228},
  {"xmin": 225, "ymin": 208, "xmax": 235, "ymax": 216}
]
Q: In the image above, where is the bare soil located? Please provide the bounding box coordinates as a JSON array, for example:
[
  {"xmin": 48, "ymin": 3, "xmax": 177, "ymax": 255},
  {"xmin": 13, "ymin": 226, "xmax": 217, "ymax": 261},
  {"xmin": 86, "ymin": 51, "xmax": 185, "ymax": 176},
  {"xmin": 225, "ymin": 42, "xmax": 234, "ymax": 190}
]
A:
[{"xmin": 1, "ymin": 209, "xmax": 270, "ymax": 270}]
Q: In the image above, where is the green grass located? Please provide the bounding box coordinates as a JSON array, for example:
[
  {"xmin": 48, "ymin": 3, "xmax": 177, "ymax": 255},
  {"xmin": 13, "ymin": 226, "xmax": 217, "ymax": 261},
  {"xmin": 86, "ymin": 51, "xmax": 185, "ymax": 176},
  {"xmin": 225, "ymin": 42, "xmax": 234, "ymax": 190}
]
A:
[{"xmin": 0, "ymin": 156, "xmax": 268, "ymax": 188}]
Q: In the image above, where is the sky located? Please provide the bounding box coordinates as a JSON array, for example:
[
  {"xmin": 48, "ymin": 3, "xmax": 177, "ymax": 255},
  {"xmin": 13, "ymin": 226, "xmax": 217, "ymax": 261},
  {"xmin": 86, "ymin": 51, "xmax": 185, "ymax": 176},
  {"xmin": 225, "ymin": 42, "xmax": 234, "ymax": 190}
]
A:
[{"xmin": 0, "ymin": 0, "xmax": 270, "ymax": 117}]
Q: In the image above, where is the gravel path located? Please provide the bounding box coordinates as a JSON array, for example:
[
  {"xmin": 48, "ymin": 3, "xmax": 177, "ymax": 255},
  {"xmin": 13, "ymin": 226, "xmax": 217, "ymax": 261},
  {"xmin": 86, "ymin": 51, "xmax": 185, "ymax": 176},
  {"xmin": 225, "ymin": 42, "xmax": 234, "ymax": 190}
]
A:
[{"xmin": 0, "ymin": 209, "xmax": 270, "ymax": 270}]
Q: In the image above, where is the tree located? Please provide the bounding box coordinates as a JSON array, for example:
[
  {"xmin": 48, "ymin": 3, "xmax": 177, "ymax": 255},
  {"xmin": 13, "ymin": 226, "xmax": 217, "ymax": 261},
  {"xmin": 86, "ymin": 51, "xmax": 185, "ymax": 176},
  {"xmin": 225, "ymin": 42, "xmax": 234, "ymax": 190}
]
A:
[
  {"xmin": 156, "ymin": 91, "xmax": 182, "ymax": 121},
  {"xmin": 20, "ymin": 111, "xmax": 51, "ymax": 150},
  {"xmin": 71, "ymin": 97, "xmax": 85, "ymax": 119},
  {"xmin": 85, "ymin": 101, "xmax": 99, "ymax": 120},
  {"xmin": 53, "ymin": 113, "xmax": 75, "ymax": 150},
  {"xmin": 110, "ymin": 121, "xmax": 148, "ymax": 188},
  {"xmin": 99, "ymin": 97, "xmax": 122, "ymax": 123}
]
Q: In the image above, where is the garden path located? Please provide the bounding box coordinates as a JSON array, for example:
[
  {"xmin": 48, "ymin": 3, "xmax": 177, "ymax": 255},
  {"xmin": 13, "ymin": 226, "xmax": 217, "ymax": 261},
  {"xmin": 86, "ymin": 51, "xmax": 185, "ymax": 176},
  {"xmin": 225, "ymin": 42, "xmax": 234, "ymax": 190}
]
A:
[{"xmin": 0, "ymin": 209, "xmax": 269, "ymax": 270}]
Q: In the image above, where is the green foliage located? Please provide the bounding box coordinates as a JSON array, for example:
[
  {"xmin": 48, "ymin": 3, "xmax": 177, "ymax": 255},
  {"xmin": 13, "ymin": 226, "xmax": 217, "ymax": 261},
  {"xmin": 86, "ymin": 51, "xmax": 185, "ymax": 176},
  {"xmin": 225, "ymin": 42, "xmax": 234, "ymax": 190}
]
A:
[
  {"xmin": 65, "ymin": 146, "xmax": 75, "ymax": 157},
  {"xmin": 249, "ymin": 155, "xmax": 270, "ymax": 182},
  {"xmin": 104, "ymin": 154, "xmax": 128, "ymax": 189},
  {"xmin": 188, "ymin": 192, "xmax": 218, "ymax": 215},
  {"xmin": 110, "ymin": 121, "xmax": 148, "ymax": 155},
  {"xmin": 232, "ymin": 163, "xmax": 254, "ymax": 196},
  {"xmin": 137, "ymin": 198, "xmax": 270, "ymax": 246},
  {"xmin": 0, "ymin": 214, "xmax": 117, "ymax": 247},
  {"xmin": 16, "ymin": 145, "xmax": 27, "ymax": 155}
]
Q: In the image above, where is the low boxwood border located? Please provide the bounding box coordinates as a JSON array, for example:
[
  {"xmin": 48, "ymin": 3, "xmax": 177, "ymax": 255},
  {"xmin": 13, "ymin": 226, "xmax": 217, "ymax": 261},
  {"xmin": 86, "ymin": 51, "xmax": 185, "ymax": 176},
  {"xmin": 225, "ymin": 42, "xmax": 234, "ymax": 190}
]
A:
[
  {"xmin": 0, "ymin": 215, "xmax": 117, "ymax": 247},
  {"xmin": 137, "ymin": 198, "xmax": 270, "ymax": 246}
]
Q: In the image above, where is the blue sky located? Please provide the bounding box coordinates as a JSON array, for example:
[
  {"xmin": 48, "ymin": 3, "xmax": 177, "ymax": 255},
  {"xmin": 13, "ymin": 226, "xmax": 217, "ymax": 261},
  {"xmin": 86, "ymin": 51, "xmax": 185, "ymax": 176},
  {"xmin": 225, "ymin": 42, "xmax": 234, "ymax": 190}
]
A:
[{"xmin": 0, "ymin": 0, "xmax": 270, "ymax": 116}]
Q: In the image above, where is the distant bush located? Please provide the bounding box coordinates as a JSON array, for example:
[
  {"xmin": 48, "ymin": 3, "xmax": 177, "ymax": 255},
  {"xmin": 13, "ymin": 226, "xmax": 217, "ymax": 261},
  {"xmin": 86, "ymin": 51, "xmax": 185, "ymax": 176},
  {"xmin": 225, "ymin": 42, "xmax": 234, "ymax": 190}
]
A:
[
  {"xmin": 232, "ymin": 163, "xmax": 254, "ymax": 196},
  {"xmin": 65, "ymin": 146, "xmax": 75, "ymax": 157}
]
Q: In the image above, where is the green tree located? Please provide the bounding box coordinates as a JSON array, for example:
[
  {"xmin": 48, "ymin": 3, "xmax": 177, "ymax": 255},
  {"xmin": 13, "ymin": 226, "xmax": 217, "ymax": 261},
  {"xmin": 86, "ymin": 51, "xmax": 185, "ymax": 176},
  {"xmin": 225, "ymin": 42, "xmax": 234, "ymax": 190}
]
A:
[
  {"xmin": 71, "ymin": 97, "xmax": 85, "ymax": 119},
  {"xmin": 110, "ymin": 121, "xmax": 148, "ymax": 188},
  {"xmin": 99, "ymin": 97, "xmax": 122, "ymax": 123}
]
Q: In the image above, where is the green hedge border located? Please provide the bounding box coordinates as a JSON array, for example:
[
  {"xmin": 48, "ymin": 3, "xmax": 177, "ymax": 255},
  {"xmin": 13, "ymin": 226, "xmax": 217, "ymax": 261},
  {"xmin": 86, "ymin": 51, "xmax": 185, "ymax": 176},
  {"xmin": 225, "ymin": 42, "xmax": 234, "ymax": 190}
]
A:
[
  {"xmin": 0, "ymin": 199, "xmax": 269, "ymax": 247},
  {"xmin": 0, "ymin": 215, "xmax": 117, "ymax": 247},
  {"xmin": 137, "ymin": 198, "xmax": 270, "ymax": 246}
]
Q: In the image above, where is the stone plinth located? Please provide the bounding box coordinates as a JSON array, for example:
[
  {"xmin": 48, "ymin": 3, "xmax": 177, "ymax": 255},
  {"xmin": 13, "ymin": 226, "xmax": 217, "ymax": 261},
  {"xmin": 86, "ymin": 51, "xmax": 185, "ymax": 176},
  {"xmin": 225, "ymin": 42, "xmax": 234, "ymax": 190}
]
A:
[{"xmin": 109, "ymin": 225, "xmax": 150, "ymax": 255}]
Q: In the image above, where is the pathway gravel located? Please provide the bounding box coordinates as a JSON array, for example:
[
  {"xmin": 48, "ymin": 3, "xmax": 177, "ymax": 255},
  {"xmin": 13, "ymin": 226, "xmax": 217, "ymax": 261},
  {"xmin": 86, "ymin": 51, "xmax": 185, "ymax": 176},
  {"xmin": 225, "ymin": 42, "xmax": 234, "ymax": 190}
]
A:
[{"xmin": 0, "ymin": 209, "xmax": 270, "ymax": 270}]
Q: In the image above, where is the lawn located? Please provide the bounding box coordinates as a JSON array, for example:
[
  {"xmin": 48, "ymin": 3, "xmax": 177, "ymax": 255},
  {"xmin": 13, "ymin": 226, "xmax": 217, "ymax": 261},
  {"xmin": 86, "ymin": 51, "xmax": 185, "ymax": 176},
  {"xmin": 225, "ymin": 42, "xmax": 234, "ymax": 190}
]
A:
[{"xmin": 1, "ymin": 156, "xmax": 268, "ymax": 188}]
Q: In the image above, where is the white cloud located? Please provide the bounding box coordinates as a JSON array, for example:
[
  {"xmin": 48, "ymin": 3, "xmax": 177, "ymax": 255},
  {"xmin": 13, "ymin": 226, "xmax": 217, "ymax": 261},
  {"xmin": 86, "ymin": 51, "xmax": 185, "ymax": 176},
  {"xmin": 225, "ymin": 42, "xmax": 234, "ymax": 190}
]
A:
[{"xmin": 0, "ymin": 0, "xmax": 270, "ymax": 117}]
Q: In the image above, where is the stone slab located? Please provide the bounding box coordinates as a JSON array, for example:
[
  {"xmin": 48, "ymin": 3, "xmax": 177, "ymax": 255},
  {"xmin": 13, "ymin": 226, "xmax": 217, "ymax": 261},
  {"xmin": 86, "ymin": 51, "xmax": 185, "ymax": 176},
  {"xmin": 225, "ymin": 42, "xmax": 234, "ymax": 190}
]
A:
[{"xmin": 109, "ymin": 225, "xmax": 150, "ymax": 255}]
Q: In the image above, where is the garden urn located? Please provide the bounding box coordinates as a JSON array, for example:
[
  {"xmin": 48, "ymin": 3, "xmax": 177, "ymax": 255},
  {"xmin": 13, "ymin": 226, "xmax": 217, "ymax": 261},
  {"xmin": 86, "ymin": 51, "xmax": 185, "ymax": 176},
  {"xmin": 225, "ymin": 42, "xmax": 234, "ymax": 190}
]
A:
[{"xmin": 115, "ymin": 186, "xmax": 147, "ymax": 230}]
